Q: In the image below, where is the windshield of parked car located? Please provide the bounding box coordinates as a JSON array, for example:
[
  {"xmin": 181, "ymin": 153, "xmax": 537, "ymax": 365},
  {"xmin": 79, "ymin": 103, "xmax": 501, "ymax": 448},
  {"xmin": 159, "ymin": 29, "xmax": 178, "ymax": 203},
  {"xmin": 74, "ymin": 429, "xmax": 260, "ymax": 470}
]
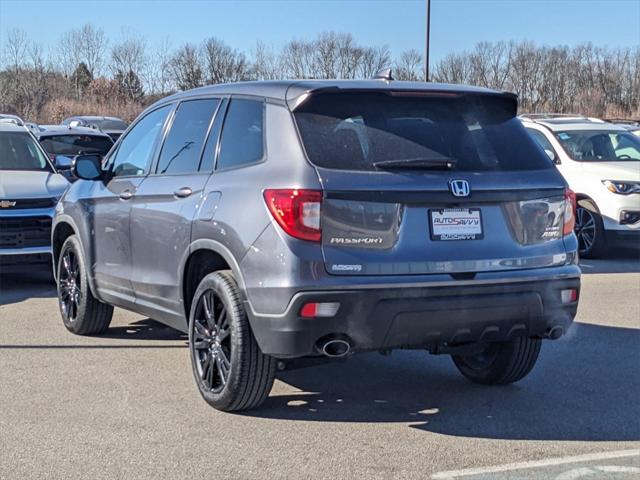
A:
[
  {"xmin": 39, "ymin": 134, "xmax": 113, "ymax": 157},
  {"xmin": 0, "ymin": 131, "xmax": 52, "ymax": 171},
  {"xmin": 294, "ymin": 92, "xmax": 553, "ymax": 172},
  {"xmin": 554, "ymin": 130, "xmax": 640, "ymax": 161}
]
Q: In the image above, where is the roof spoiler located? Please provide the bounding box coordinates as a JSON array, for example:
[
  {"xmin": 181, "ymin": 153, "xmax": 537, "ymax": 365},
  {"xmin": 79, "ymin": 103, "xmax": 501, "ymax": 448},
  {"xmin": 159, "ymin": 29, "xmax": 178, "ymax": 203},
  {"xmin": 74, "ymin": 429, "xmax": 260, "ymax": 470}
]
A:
[{"xmin": 288, "ymin": 88, "xmax": 518, "ymax": 117}]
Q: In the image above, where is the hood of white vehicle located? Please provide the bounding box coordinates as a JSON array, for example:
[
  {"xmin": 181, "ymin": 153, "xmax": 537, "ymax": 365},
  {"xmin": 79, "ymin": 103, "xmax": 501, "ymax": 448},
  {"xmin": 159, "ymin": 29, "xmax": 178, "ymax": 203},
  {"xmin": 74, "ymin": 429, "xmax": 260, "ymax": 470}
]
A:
[
  {"xmin": 581, "ymin": 161, "xmax": 640, "ymax": 181},
  {"xmin": 0, "ymin": 170, "xmax": 69, "ymax": 200}
]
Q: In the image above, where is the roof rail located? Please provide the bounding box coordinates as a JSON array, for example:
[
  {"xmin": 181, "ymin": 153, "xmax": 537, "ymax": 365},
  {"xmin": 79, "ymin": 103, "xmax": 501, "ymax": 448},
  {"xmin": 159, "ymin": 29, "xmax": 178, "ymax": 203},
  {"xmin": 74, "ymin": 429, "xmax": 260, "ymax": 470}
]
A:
[{"xmin": 519, "ymin": 113, "xmax": 585, "ymax": 120}]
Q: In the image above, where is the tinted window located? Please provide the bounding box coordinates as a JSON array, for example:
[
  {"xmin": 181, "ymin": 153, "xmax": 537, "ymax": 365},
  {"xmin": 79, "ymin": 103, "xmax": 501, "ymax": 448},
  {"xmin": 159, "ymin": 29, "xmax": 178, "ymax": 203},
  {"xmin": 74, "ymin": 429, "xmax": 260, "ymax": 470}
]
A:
[
  {"xmin": 156, "ymin": 99, "xmax": 219, "ymax": 174},
  {"xmin": 294, "ymin": 92, "xmax": 552, "ymax": 172},
  {"xmin": 0, "ymin": 132, "xmax": 51, "ymax": 171},
  {"xmin": 200, "ymin": 99, "xmax": 227, "ymax": 172},
  {"xmin": 217, "ymin": 99, "xmax": 264, "ymax": 170},
  {"xmin": 110, "ymin": 105, "xmax": 171, "ymax": 177},
  {"xmin": 554, "ymin": 130, "xmax": 640, "ymax": 161},
  {"xmin": 39, "ymin": 135, "xmax": 113, "ymax": 157}
]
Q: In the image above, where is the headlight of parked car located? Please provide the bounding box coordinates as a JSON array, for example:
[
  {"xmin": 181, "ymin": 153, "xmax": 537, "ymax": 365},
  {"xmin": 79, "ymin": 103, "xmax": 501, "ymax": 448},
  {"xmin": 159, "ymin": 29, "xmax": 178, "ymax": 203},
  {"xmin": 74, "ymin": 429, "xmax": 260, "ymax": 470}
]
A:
[{"xmin": 602, "ymin": 180, "xmax": 640, "ymax": 195}]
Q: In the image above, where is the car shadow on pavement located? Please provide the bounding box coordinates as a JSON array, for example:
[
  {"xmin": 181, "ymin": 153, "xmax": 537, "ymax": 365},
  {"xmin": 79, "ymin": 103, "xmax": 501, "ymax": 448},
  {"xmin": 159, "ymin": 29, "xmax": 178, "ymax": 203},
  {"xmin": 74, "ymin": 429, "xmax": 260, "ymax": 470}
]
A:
[
  {"xmin": 580, "ymin": 247, "xmax": 640, "ymax": 274},
  {"xmin": 0, "ymin": 268, "xmax": 56, "ymax": 306},
  {"xmin": 247, "ymin": 322, "xmax": 639, "ymax": 442},
  {"xmin": 101, "ymin": 319, "xmax": 188, "ymax": 342}
]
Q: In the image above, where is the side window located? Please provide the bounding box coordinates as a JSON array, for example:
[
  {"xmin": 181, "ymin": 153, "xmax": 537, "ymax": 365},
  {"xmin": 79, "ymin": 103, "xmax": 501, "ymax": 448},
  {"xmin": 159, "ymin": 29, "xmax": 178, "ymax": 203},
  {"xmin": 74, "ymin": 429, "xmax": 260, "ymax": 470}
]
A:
[
  {"xmin": 527, "ymin": 128, "xmax": 555, "ymax": 153},
  {"xmin": 199, "ymin": 99, "xmax": 227, "ymax": 173},
  {"xmin": 217, "ymin": 98, "xmax": 264, "ymax": 170},
  {"xmin": 110, "ymin": 105, "xmax": 171, "ymax": 177},
  {"xmin": 156, "ymin": 98, "xmax": 220, "ymax": 175}
]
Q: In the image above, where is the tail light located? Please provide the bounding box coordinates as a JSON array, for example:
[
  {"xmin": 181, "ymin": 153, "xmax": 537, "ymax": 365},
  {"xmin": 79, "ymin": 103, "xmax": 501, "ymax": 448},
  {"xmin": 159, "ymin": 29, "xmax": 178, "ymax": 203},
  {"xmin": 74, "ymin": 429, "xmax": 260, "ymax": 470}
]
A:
[
  {"xmin": 563, "ymin": 188, "xmax": 576, "ymax": 236},
  {"xmin": 504, "ymin": 189, "xmax": 576, "ymax": 245},
  {"xmin": 263, "ymin": 189, "xmax": 322, "ymax": 242}
]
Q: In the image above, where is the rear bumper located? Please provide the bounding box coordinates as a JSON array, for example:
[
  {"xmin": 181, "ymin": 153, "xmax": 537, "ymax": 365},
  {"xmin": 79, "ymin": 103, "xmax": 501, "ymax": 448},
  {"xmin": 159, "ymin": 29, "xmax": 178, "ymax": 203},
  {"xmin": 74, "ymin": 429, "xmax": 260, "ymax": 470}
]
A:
[{"xmin": 246, "ymin": 273, "xmax": 580, "ymax": 358}]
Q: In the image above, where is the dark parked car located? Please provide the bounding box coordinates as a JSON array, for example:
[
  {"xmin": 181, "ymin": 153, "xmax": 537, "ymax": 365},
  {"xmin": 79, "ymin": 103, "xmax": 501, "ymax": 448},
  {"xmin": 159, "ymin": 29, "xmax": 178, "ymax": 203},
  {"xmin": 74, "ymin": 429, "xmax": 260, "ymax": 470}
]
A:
[
  {"xmin": 34, "ymin": 125, "xmax": 114, "ymax": 180},
  {"xmin": 62, "ymin": 116, "xmax": 128, "ymax": 141},
  {"xmin": 52, "ymin": 78, "xmax": 581, "ymax": 411}
]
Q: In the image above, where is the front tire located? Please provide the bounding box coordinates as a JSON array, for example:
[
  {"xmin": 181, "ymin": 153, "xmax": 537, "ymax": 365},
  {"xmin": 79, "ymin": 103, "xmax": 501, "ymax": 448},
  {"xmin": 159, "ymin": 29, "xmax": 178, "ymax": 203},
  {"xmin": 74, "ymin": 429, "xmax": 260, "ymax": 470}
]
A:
[
  {"xmin": 188, "ymin": 271, "xmax": 276, "ymax": 412},
  {"xmin": 575, "ymin": 199, "xmax": 606, "ymax": 258},
  {"xmin": 57, "ymin": 235, "xmax": 113, "ymax": 335},
  {"xmin": 452, "ymin": 337, "xmax": 541, "ymax": 385}
]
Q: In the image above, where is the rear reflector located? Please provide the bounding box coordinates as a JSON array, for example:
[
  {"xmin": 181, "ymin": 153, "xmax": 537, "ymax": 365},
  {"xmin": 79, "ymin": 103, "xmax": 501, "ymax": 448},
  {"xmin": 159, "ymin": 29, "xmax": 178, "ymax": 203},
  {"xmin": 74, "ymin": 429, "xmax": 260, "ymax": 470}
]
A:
[
  {"xmin": 300, "ymin": 302, "xmax": 340, "ymax": 318},
  {"xmin": 264, "ymin": 189, "xmax": 322, "ymax": 242},
  {"xmin": 561, "ymin": 289, "xmax": 578, "ymax": 304}
]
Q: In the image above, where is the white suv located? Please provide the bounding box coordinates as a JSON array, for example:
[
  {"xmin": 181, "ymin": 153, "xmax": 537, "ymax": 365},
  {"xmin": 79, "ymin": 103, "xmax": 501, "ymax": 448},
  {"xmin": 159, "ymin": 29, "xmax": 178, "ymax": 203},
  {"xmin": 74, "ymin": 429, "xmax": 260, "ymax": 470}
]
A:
[{"xmin": 521, "ymin": 115, "xmax": 640, "ymax": 258}]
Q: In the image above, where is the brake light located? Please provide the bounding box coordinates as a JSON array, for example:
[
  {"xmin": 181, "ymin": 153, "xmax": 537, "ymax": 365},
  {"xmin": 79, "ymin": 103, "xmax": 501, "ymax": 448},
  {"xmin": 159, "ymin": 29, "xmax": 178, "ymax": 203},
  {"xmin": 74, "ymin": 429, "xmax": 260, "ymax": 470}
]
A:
[
  {"xmin": 263, "ymin": 189, "xmax": 322, "ymax": 242},
  {"xmin": 563, "ymin": 188, "xmax": 576, "ymax": 235}
]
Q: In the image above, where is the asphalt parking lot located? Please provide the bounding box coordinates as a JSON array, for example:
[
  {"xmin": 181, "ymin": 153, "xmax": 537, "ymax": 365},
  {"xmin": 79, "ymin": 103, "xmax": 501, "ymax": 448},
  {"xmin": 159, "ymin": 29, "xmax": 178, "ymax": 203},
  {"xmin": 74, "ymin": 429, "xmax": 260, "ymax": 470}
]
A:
[{"xmin": 1, "ymin": 250, "xmax": 639, "ymax": 479}]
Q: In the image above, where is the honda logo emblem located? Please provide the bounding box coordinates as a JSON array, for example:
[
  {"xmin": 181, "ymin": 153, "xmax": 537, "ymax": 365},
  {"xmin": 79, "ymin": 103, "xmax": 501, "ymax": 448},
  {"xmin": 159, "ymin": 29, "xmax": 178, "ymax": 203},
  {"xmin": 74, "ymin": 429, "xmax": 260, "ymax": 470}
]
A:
[{"xmin": 449, "ymin": 179, "xmax": 470, "ymax": 197}]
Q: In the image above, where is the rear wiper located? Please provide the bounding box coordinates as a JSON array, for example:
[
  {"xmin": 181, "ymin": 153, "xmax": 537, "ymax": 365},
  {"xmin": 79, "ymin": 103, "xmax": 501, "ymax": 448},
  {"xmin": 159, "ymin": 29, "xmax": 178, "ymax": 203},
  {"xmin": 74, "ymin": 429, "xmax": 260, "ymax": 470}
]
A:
[{"xmin": 373, "ymin": 157, "xmax": 456, "ymax": 170}]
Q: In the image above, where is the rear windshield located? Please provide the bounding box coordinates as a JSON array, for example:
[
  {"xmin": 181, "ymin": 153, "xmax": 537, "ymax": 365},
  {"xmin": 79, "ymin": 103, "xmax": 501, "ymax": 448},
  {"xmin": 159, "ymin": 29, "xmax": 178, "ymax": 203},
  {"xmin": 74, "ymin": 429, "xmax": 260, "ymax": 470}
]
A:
[
  {"xmin": 40, "ymin": 134, "xmax": 113, "ymax": 156},
  {"xmin": 0, "ymin": 131, "xmax": 52, "ymax": 171},
  {"xmin": 294, "ymin": 92, "xmax": 553, "ymax": 172}
]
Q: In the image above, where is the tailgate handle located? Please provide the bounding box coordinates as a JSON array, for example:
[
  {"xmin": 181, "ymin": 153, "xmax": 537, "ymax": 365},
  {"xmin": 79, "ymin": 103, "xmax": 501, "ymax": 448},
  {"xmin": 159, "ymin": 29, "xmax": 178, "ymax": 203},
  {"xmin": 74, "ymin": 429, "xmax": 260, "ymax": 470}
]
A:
[{"xmin": 174, "ymin": 187, "xmax": 193, "ymax": 198}]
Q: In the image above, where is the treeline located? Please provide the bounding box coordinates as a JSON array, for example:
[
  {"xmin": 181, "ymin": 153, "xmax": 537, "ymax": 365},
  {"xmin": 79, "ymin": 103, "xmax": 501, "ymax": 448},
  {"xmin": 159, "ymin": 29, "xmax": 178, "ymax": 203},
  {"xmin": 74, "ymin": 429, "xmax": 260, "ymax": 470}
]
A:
[{"xmin": 1, "ymin": 24, "xmax": 638, "ymax": 124}]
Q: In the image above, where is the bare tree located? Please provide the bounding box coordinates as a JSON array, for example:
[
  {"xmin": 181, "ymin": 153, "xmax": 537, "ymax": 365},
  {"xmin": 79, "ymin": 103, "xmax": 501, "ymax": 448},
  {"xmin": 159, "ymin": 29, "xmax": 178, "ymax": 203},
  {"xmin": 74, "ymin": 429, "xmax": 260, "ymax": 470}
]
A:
[
  {"xmin": 170, "ymin": 43, "xmax": 203, "ymax": 90},
  {"xmin": 251, "ymin": 41, "xmax": 280, "ymax": 80},
  {"xmin": 111, "ymin": 30, "xmax": 147, "ymax": 99},
  {"xmin": 147, "ymin": 36, "xmax": 174, "ymax": 94},
  {"xmin": 201, "ymin": 37, "xmax": 248, "ymax": 84},
  {"xmin": 395, "ymin": 49, "xmax": 422, "ymax": 81},
  {"xmin": 359, "ymin": 45, "xmax": 391, "ymax": 78},
  {"xmin": 79, "ymin": 24, "xmax": 107, "ymax": 78}
]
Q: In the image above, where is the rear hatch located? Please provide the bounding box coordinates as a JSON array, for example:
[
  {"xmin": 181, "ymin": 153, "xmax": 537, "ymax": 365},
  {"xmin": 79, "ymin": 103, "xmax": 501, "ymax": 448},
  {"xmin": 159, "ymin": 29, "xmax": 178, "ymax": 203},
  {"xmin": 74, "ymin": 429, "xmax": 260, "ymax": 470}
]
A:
[{"xmin": 292, "ymin": 90, "xmax": 572, "ymax": 275}]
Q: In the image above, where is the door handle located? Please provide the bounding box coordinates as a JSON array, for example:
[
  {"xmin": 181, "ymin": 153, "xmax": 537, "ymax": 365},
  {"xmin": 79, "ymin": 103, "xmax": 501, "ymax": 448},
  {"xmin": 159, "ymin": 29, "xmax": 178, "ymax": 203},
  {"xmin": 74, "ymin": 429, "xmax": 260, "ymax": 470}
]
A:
[
  {"xmin": 174, "ymin": 187, "xmax": 193, "ymax": 198},
  {"xmin": 119, "ymin": 190, "xmax": 134, "ymax": 200}
]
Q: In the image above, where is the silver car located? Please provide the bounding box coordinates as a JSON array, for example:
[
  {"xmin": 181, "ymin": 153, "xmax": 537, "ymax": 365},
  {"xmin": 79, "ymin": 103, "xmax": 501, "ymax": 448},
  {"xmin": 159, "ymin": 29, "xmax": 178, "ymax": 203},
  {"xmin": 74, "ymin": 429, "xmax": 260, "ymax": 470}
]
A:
[{"xmin": 0, "ymin": 123, "xmax": 69, "ymax": 271}]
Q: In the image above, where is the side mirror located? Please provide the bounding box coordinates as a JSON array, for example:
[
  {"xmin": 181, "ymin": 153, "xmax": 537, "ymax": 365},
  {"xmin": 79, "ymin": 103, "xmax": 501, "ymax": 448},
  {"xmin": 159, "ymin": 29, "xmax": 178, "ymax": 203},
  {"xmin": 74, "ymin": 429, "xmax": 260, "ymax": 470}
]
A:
[
  {"xmin": 545, "ymin": 149, "xmax": 560, "ymax": 164},
  {"xmin": 54, "ymin": 155, "xmax": 74, "ymax": 170},
  {"xmin": 68, "ymin": 120, "xmax": 81, "ymax": 128},
  {"xmin": 73, "ymin": 154, "xmax": 103, "ymax": 181}
]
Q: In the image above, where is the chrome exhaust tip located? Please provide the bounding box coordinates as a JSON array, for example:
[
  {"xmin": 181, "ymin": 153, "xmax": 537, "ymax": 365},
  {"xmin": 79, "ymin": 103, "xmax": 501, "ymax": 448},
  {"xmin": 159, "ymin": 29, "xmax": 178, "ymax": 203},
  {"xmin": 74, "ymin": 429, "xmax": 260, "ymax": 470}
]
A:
[{"xmin": 321, "ymin": 338, "xmax": 351, "ymax": 357}]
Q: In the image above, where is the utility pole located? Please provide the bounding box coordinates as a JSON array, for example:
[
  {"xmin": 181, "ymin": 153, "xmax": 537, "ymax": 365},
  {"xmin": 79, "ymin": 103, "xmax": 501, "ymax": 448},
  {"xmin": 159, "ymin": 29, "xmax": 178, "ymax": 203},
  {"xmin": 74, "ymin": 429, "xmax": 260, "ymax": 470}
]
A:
[{"xmin": 425, "ymin": 0, "xmax": 431, "ymax": 82}]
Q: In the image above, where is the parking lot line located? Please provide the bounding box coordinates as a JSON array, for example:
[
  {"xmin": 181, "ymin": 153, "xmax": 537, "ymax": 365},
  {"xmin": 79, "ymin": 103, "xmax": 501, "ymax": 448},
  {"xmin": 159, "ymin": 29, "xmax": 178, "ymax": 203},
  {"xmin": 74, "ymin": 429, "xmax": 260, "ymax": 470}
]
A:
[{"xmin": 431, "ymin": 449, "xmax": 640, "ymax": 479}]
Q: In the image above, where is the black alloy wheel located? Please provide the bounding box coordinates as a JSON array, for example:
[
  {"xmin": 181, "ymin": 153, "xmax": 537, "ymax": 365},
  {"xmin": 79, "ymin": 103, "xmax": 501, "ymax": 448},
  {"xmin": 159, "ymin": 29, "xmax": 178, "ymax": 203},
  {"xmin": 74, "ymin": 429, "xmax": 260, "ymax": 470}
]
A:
[
  {"xmin": 191, "ymin": 289, "xmax": 232, "ymax": 393},
  {"xmin": 58, "ymin": 248, "xmax": 82, "ymax": 322}
]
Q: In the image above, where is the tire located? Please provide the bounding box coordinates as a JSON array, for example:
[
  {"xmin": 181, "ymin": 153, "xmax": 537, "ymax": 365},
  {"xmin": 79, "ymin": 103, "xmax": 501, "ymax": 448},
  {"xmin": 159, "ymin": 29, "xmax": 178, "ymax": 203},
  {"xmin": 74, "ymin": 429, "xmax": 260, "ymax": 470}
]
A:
[
  {"xmin": 452, "ymin": 337, "xmax": 541, "ymax": 385},
  {"xmin": 57, "ymin": 235, "xmax": 113, "ymax": 335},
  {"xmin": 188, "ymin": 271, "xmax": 276, "ymax": 412},
  {"xmin": 575, "ymin": 199, "xmax": 606, "ymax": 258}
]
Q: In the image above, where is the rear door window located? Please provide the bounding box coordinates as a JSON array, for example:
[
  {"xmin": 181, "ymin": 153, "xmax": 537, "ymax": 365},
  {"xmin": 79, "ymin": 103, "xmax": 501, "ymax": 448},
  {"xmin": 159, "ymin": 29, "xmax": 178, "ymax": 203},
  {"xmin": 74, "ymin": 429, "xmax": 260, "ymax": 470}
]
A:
[
  {"xmin": 156, "ymin": 98, "xmax": 220, "ymax": 175},
  {"xmin": 217, "ymin": 98, "xmax": 264, "ymax": 170},
  {"xmin": 294, "ymin": 92, "xmax": 552, "ymax": 172}
]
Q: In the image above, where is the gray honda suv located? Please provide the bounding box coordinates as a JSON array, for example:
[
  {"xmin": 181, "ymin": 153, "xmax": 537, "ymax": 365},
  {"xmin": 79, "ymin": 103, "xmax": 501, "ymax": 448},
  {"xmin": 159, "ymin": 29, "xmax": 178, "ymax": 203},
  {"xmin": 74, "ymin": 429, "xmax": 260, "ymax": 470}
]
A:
[{"xmin": 52, "ymin": 78, "xmax": 581, "ymax": 411}]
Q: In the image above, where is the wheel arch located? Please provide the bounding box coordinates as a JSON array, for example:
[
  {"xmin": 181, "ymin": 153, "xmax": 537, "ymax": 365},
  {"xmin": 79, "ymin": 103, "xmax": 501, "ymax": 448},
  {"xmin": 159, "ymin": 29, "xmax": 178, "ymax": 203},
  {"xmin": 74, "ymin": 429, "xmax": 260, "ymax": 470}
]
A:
[
  {"xmin": 51, "ymin": 215, "xmax": 100, "ymax": 299},
  {"xmin": 181, "ymin": 239, "xmax": 247, "ymax": 321},
  {"xmin": 574, "ymin": 193, "xmax": 601, "ymax": 213}
]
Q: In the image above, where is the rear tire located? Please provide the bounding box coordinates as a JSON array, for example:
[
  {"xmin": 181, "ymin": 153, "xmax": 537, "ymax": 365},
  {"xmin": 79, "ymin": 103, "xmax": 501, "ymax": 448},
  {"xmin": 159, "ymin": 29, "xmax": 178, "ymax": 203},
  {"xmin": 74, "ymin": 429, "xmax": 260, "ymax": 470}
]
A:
[
  {"xmin": 188, "ymin": 271, "xmax": 276, "ymax": 412},
  {"xmin": 57, "ymin": 235, "xmax": 113, "ymax": 335},
  {"xmin": 575, "ymin": 199, "xmax": 606, "ymax": 258},
  {"xmin": 452, "ymin": 337, "xmax": 541, "ymax": 385}
]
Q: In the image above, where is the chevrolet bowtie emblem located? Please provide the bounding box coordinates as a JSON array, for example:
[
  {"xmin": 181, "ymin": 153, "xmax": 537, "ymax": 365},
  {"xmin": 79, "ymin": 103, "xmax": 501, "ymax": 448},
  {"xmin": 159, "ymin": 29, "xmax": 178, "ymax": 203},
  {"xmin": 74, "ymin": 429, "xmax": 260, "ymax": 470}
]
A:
[{"xmin": 0, "ymin": 200, "xmax": 17, "ymax": 208}]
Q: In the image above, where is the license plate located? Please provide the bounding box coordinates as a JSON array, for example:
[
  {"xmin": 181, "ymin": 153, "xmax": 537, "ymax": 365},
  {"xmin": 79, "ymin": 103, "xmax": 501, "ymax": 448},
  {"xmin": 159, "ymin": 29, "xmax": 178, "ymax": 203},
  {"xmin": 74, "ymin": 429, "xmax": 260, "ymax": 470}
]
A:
[{"xmin": 429, "ymin": 208, "xmax": 483, "ymax": 241}]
